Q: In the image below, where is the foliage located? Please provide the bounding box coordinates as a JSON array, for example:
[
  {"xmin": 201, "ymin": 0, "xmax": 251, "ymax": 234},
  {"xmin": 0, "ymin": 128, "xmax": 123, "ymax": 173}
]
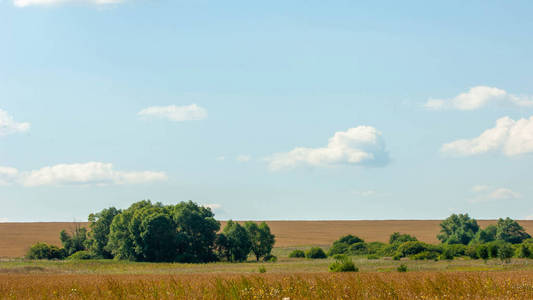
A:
[
  {"xmin": 86, "ymin": 207, "xmax": 120, "ymax": 259},
  {"xmin": 244, "ymin": 221, "xmax": 275, "ymax": 261},
  {"xmin": 329, "ymin": 256, "xmax": 358, "ymax": 272},
  {"xmin": 517, "ymin": 243, "xmax": 532, "ymax": 258},
  {"xmin": 412, "ymin": 251, "xmax": 439, "ymax": 260},
  {"xmin": 349, "ymin": 242, "xmax": 368, "ymax": 255},
  {"xmin": 258, "ymin": 266, "xmax": 266, "ymax": 273},
  {"xmin": 476, "ymin": 244, "xmax": 490, "ymax": 261},
  {"xmin": 473, "ymin": 225, "xmax": 497, "ymax": 243},
  {"xmin": 497, "ymin": 243, "xmax": 514, "ymax": 263},
  {"xmin": 218, "ymin": 220, "xmax": 252, "ymax": 262},
  {"xmin": 26, "ymin": 243, "xmax": 66, "ymax": 260},
  {"xmin": 389, "ymin": 232, "xmax": 417, "ymax": 244},
  {"xmin": 437, "ymin": 214, "xmax": 479, "ymax": 245},
  {"xmin": 288, "ymin": 249, "xmax": 306, "ymax": 258},
  {"xmin": 60, "ymin": 226, "xmax": 88, "ymax": 256},
  {"xmin": 336, "ymin": 234, "xmax": 364, "ymax": 245},
  {"xmin": 306, "ymin": 247, "xmax": 327, "ymax": 259},
  {"xmin": 495, "ymin": 218, "xmax": 531, "ymax": 244},
  {"xmin": 263, "ymin": 254, "xmax": 277, "ymax": 262},
  {"xmin": 366, "ymin": 242, "xmax": 386, "ymax": 254},
  {"xmin": 67, "ymin": 251, "xmax": 94, "ymax": 260},
  {"xmin": 396, "ymin": 241, "xmax": 429, "ymax": 258},
  {"xmin": 397, "ymin": 264, "xmax": 408, "ymax": 272},
  {"xmin": 327, "ymin": 242, "xmax": 349, "ymax": 256}
]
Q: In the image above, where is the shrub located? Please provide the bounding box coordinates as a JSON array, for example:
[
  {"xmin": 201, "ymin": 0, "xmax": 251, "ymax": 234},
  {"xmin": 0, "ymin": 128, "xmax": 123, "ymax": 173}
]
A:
[
  {"xmin": 336, "ymin": 235, "xmax": 364, "ymax": 245},
  {"xmin": 466, "ymin": 245, "xmax": 479, "ymax": 259},
  {"xmin": 327, "ymin": 242, "xmax": 349, "ymax": 256},
  {"xmin": 498, "ymin": 243, "xmax": 513, "ymax": 263},
  {"xmin": 67, "ymin": 251, "xmax": 94, "ymax": 260},
  {"xmin": 487, "ymin": 241, "xmax": 506, "ymax": 258},
  {"xmin": 367, "ymin": 254, "xmax": 379, "ymax": 260},
  {"xmin": 476, "ymin": 244, "xmax": 490, "ymax": 261},
  {"xmin": 412, "ymin": 251, "xmax": 439, "ymax": 260},
  {"xmin": 396, "ymin": 241, "xmax": 429, "ymax": 258},
  {"xmin": 389, "ymin": 232, "xmax": 417, "ymax": 244},
  {"xmin": 397, "ymin": 264, "xmax": 408, "ymax": 272},
  {"xmin": 517, "ymin": 243, "xmax": 532, "ymax": 258},
  {"xmin": 329, "ymin": 257, "xmax": 358, "ymax": 272},
  {"xmin": 378, "ymin": 244, "xmax": 399, "ymax": 257},
  {"xmin": 263, "ymin": 254, "xmax": 277, "ymax": 262},
  {"xmin": 332, "ymin": 254, "xmax": 348, "ymax": 261},
  {"xmin": 366, "ymin": 242, "xmax": 387, "ymax": 254},
  {"xmin": 306, "ymin": 247, "xmax": 327, "ymax": 259},
  {"xmin": 288, "ymin": 250, "xmax": 305, "ymax": 258},
  {"xmin": 348, "ymin": 242, "xmax": 368, "ymax": 255},
  {"xmin": 26, "ymin": 243, "xmax": 66, "ymax": 260},
  {"xmin": 258, "ymin": 266, "xmax": 266, "ymax": 273}
]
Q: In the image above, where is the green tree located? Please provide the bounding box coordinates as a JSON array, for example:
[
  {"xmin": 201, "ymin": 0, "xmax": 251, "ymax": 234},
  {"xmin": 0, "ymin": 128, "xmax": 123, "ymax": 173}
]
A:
[
  {"xmin": 220, "ymin": 220, "xmax": 251, "ymax": 262},
  {"xmin": 473, "ymin": 225, "xmax": 497, "ymax": 243},
  {"xmin": 389, "ymin": 232, "xmax": 418, "ymax": 244},
  {"xmin": 497, "ymin": 243, "xmax": 514, "ymax": 263},
  {"xmin": 437, "ymin": 213, "xmax": 479, "ymax": 245},
  {"xmin": 60, "ymin": 225, "xmax": 88, "ymax": 256},
  {"xmin": 495, "ymin": 218, "xmax": 531, "ymax": 244},
  {"xmin": 244, "ymin": 221, "xmax": 275, "ymax": 261},
  {"xmin": 26, "ymin": 243, "xmax": 66, "ymax": 260},
  {"xmin": 86, "ymin": 207, "xmax": 120, "ymax": 258}
]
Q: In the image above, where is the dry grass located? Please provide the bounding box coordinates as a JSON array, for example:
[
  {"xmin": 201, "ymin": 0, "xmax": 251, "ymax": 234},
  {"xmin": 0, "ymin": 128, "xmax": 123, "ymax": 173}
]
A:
[
  {"xmin": 0, "ymin": 272, "xmax": 532, "ymax": 299},
  {"xmin": 1, "ymin": 220, "xmax": 533, "ymax": 258}
]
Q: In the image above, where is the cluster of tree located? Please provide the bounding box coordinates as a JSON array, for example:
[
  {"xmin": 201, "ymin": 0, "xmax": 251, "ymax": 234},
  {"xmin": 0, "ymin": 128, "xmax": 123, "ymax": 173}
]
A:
[
  {"xmin": 321, "ymin": 214, "xmax": 532, "ymax": 263},
  {"xmin": 27, "ymin": 200, "xmax": 275, "ymax": 263}
]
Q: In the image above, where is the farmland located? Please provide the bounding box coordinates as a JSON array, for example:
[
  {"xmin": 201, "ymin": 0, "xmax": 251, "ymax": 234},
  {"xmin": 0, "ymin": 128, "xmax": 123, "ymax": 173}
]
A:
[{"xmin": 2, "ymin": 220, "xmax": 533, "ymax": 258}]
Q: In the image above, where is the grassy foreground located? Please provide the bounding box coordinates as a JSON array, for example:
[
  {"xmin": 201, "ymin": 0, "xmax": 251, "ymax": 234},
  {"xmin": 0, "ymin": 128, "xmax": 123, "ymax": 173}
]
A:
[{"xmin": 1, "ymin": 255, "xmax": 533, "ymax": 299}]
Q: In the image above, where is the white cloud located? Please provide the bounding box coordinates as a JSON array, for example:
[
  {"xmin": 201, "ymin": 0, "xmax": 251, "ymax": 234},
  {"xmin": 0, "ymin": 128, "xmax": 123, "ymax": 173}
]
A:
[
  {"xmin": 425, "ymin": 86, "xmax": 533, "ymax": 110},
  {"xmin": 0, "ymin": 162, "xmax": 167, "ymax": 187},
  {"xmin": 469, "ymin": 185, "xmax": 521, "ymax": 203},
  {"xmin": 267, "ymin": 126, "xmax": 389, "ymax": 170},
  {"xmin": 525, "ymin": 215, "xmax": 533, "ymax": 220},
  {"xmin": 13, "ymin": 0, "xmax": 124, "ymax": 7},
  {"xmin": 236, "ymin": 155, "xmax": 251, "ymax": 162},
  {"xmin": 0, "ymin": 109, "xmax": 30, "ymax": 136},
  {"xmin": 0, "ymin": 218, "xmax": 8, "ymax": 223},
  {"xmin": 202, "ymin": 204, "xmax": 221, "ymax": 210},
  {"xmin": 442, "ymin": 116, "xmax": 533, "ymax": 157},
  {"xmin": 353, "ymin": 190, "xmax": 377, "ymax": 197},
  {"xmin": 138, "ymin": 104, "xmax": 207, "ymax": 122}
]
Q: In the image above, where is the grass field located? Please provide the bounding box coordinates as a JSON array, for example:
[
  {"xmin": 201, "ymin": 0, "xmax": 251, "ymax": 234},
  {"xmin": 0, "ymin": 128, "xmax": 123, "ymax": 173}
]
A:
[{"xmin": 2, "ymin": 220, "xmax": 533, "ymax": 258}]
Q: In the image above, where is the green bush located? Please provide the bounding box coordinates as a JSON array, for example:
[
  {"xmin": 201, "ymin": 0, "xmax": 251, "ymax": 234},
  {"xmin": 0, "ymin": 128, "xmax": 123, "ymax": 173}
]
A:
[
  {"xmin": 288, "ymin": 249, "xmax": 305, "ymax": 258},
  {"xmin": 329, "ymin": 257, "xmax": 358, "ymax": 272},
  {"xmin": 327, "ymin": 242, "xmax": 349, "ymax": 256},
  {"xmin": 476, "ymin": 244, "xmax": 490, "ymax": 260},
  {"xmin": 306, "ymin": 247, "xmax": 327, "ymax": 259},
  {"xmin": 26, "ymin": 243, "xmax": 66, "ymax": 260},
  {"xmin": 332, "ymin": 254, "xmax": 348, "ymax": 260},
  {"xmin": 396, "ymin": 241, "xmax": 429, "ymax": 258},
  {"xmin": 366, "ymin": 242, "xmax": 386, "ymax": 255},
  {"xmin": 367, "ymin": 254, "xmax": 379, "ymax": 260},
  {"xmin": 498, "ymin": 243, "xmax": 513, "ymax": 263},
  {"xmin": 517, "ymin": 243, "xmax": 532, "ymax": 258},
  {"xmin": 258, "ymin": 266, "xmax": 266, "ymax": 273},
  {"xmin": 397, "ymin": 264, "xmax": 408, "ymax": 272},
  {"xmin": 263, "ymin": 254, "xmax": 277, "ymax": 262},
  {"xmin": 378, "ymin": 244, "xmax": 399, "ymax": 257},
  {"xmin": 67, "ymin": 250, "xmax": 94, "ymax": 260},
  {"xmin": 411, "ymin": 251, "xmax": 439, "ymax": 260},
  {"xmin": 348, "ymin": 242, "xmax": 368, "ymax": 255},
  {"xmin": 389, "ymin": 232, "xmax": 418, "ymax": 244}
]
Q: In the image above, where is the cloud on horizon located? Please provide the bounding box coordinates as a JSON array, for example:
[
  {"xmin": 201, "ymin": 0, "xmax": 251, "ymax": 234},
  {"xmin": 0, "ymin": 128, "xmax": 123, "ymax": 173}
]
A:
[
  {"xmin": 267, "ymin": 125, "xmax": 390, "ymax": 170},
  {"xmin": 469, "ymin": 185, "xmax": 521, "ymax": 203},
  {"xmin": 425, "ymin": 86, "xmax": 533, "ymax": 110},
  {"xmin": 0, "ymin": 109, "xmax": 30, "ymax": 136},
  {"xmin": 442, "ymin": 116, "xmax": 533, "ymax": 157},
  {"xmin": 138, "ymin": 104, "xmax": 207, "ymax": 122},
  {"xmin": 0, "ymin": 162, "xmax": 167, "ymax": 187}
]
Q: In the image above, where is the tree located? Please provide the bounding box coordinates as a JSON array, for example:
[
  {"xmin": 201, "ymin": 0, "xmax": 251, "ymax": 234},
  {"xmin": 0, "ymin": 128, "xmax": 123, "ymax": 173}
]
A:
[
  {"xmin": 306, "ymin": 247, "xmax": 327, "ymax": 259},
  {"xmin": 437, "ymin": 214, "xmax": 479, "ymax": 245},
  {"xmin": 473, "ymin": 225, "xmax": 497, "ymax": 244},
  {"xmin": 336, "ymin": 235, "xmax": 364, "ymax": 245},
  {"xmin": 389, "ymin": 232, "xmax": 418, "ymax": 244},
  {"xmin": 497, "ymin": 243, "xmax": 514, "ymax": 263},
  {"xmin": 26, "ymin": 243, "xmax": 66, "ymax": 260},
  {"xmin": 87, "ymin": 207, "xmax": 120, "ymax": 258},
  {"xmin": 495, "ymin": 218, "xmax": 531, "ymax": 244},
  {"xmin": 219, "ymin": 220, "xmax": 251, "ymax": 262},
  {"xmin": 60, "ymin": 225, "xmax": 88, "ymax": 256},
  {"xmin": 244, "ymin": 221, "xmax": 275, "ymax": 261},
  {"xmin": 136, "ymin": 211, "xmax": 178, "ymax": 262}
]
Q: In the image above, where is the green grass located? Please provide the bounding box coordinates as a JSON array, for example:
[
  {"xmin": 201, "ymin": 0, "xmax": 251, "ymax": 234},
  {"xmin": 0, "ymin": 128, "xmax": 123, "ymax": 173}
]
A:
[{"xmin": 1, "ymin": 247, "xmax": 533, "ymax": 275}]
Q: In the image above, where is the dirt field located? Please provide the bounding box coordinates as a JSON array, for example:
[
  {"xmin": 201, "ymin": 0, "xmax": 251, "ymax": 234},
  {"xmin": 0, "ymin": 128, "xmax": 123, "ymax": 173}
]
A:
[{"xmin": 1, "ymin": 220, "xmax": 532, "ymax": 258}]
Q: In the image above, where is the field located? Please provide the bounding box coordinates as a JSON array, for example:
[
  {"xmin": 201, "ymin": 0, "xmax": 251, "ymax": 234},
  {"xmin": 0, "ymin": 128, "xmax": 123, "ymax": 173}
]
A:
[
  {"xmin": 2, "ymin": 220, "xmax": 533, "ymax": 299},
  {"xmin": 2, "ymin": 220, "xmax": 533, "ymax": 258}
]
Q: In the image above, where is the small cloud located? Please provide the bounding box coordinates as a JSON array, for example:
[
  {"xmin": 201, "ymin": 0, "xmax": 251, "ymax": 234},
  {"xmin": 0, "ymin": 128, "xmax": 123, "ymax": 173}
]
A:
[
  {"xmin": 442, "ymin": 116, "xmax": 533, "ymax": 157},
  {"xmin": 424, "ymin": 86, "xmax": 533, "ymax": 111},
  {"xmin": 266, "ymin": 125, "xmax": 390, "ymax": 171},
  {"xmin": 216, "ymin": 156, "xmax": 226, "ymax": 161},
  {"xmin": 469, "ymin": 185, "xmax": 521, "ymax": 203},
  {"xmin": 0, "ymin": 109, "xmax": 30, "ymax": 136},
  {"xmin": 0, "ymin": 218, "xmax": 8, "ymax": 223},
  {"xmin": 236, "ymin": 155, "xmax": 251, "ymax": 162},
  {"xmin": 138, "ymin": 104, "xmax": 207, "ymax": 122},
  {"xmin": 13, "ymin": 0, "xmax": 125, "ymax": 7},
  {"xmin": 202, "ymin": 204, "xmax": 221, "ymax": 210},
  {"xmin": 0, "ymin": 162, "xmax": 167, "ymax": 187}
]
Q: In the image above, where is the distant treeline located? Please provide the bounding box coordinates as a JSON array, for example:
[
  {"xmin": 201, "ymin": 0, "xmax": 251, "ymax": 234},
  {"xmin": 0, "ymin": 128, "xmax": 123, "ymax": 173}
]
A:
[
  {"xmin": 289, "ymin": 214, "xmax": 533, "ymax": 262},
  {"xmin": 27, "ymin": 200, "xmax": 275, "ymax": 263}
]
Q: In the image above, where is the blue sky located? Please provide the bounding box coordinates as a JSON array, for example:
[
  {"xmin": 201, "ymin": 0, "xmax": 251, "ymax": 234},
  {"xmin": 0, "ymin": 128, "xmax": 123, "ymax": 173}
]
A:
[{"xmin": 1, "ymin": 0, "xmax": 533, "ymax": 221}]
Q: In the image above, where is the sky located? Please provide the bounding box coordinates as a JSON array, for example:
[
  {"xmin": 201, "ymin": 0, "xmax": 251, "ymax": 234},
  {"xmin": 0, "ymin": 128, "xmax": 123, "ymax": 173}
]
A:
[{"xmin": 1, "ymin": 0, "xmax": 533, "ymax": 222}]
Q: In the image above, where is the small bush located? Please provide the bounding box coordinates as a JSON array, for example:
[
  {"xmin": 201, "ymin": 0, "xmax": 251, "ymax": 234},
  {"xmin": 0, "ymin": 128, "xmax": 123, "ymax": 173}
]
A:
[
  {"xmin": 411, "ymin": 251, "xmax": 439, "ymax": 260},
  {"xmin": 327, "ymin": 242, "xmax": 349, "ymax": 256},
  {"xmin": 476, "ymin": 244, "xmax": 490, "ymax": 261},
  {"xmin": 336, "ymin": 234, "xmax": 364, "ymax": 245},
  {"xmin": 332, "ymin": 254, "xmax": 348, "ymax": 260},
  {"xmin": 258, "ymin": 266, "xmax": 266, "ymax": 273},
  {"xmin": 349, "ymin": 242, "xmax": 368, "ymax": 255},
  {"xmin": 517, "ymin": 243, "xmax": 532, "ymax": 258},
  {"xmin": 367, "ymin": 254, "xmax": 379, "ymax": 260},
  {"xmin": 329, "ymin": 257, "xmax": 358, "ymax": 272},
  {"xmin": 26, "ymin": 243, "xmax": 66, "ymax": 260},
  {"xmin": 67, "ymin": 250, "xmax": 93, "ymax": 260},
  {"xmin": 288, "ymin": 250, "xmax": 305, "ymax": 258},
  {"xmin": 263, "ymin": 254, "xmax": 277, "ymax": 262},
  {"xmin": 498, "ymin": 243, "xmax": 513, "ymax": 263},
  {"xmin": 396, "ymin": 241, "xmax": 429, "ymax": 258},
  {"xmin": 366, "ymin": 242, "xmax": 387, "ymax": 255},
  {"xmin": 397, "ymin": 264, "xmax": 408, "ymax": 272},
  {"xmin": 306, "ymin": 247, "xmax": 327, "ymax": 259}
]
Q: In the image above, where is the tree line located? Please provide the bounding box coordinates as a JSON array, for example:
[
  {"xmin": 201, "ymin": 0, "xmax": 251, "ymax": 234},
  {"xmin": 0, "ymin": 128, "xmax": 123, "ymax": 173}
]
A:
[{"xmin": 27, "ymin": 200, "xmax": 276, "ymax": 263}]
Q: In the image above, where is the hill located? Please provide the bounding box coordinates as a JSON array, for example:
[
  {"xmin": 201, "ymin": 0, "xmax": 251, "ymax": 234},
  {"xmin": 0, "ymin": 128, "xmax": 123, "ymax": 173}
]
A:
[{"xmin": 1, "ymin": 220, "xmax": 532, "ymax": 258}]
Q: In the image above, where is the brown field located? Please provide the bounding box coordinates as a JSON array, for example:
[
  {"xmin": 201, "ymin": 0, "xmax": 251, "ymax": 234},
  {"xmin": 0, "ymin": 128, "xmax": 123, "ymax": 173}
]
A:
[
  {"xmin": 1, "ymin": 272, "xmax": 532, "ymax": 299},
  {"xmin": 1, "ymin": 220, "xmax": 533, "ymax": 258}
]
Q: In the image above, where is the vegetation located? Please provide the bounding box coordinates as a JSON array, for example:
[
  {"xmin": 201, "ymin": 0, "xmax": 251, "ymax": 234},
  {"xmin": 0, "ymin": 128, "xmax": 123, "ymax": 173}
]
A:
[
  {"xmin": 288, "ymin": 249, "xmax": 305, "ymax": 258},
  {"xmin": 329, "ymin": 256, "xmax": 358, "ymax": 272},
  {"xmin": 26, "ymin": 243, "xmax": 65, "ymax": 260},
  {"xmin": 305, "ymin": 247, "xmax": 327, "ymax": 259}
]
